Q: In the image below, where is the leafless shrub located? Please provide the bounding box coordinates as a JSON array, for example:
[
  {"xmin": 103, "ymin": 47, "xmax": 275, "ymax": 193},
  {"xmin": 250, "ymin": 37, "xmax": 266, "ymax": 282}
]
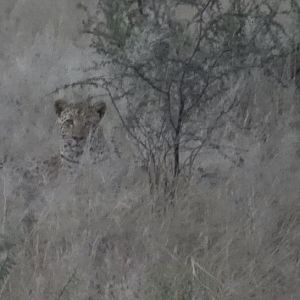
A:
[{"xmin": 65, "ymin": 0, "xmax": 300, "ymax": 202}]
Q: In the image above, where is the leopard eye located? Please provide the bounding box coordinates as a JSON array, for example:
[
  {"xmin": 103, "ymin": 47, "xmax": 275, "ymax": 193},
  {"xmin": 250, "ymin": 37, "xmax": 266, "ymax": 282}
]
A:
[{"xmin": 65, "ymin": 119, "xmax": 74, "ymax": 127}]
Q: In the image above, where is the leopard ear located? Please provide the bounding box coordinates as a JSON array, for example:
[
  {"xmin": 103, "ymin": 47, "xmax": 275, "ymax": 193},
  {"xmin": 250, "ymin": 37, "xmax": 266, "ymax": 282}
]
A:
[
  {"xmin": 54, "ymin": 99, "xmax": 68, "ymax": 116},
  {"xmin": 93, "ymin": 101, "xmax": 106, "ymax": 119}
]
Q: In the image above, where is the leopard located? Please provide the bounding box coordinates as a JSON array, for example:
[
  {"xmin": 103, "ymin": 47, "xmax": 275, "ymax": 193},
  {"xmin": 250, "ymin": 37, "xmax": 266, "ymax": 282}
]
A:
[
  {"xmin": 10, "ymin": 99, "xmax": 108, "ymax": 227},
  {"xmin": 54, "ymin": 99, "xmax": 108, "ymax": 172},
  {"xmin": 5, "ymin": 99, "xmax": 109, "ymax": 271},
  {"xmin": 20, "ymin": 99, "xmax": 108, "ymax": 184}
]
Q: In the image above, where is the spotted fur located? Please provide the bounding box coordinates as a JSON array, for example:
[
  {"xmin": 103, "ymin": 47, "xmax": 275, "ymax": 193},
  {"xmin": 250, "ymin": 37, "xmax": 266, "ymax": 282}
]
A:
[{"xmin": 54, "ymin": 99, "xmax": 107, "ymax": 170}]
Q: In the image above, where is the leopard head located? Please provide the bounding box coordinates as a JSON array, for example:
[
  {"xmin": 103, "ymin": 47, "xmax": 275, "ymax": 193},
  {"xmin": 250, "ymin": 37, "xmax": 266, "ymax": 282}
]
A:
[{"xmin": 54, "ymin": 99, "xmax": 106, "ymax": 166}]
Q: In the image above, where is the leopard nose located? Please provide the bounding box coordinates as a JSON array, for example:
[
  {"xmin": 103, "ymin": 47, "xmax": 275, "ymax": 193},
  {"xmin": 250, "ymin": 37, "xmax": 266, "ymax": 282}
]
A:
[{"xmin": 72, "ymin": 136, "xmax": 85, "ymax": 142}]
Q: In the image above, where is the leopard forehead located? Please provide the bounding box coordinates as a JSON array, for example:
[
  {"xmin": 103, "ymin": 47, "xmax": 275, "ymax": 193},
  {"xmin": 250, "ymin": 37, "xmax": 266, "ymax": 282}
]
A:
[{"xmin": 58, "ymin": 103, "xmax": 100, "ymax": 123}]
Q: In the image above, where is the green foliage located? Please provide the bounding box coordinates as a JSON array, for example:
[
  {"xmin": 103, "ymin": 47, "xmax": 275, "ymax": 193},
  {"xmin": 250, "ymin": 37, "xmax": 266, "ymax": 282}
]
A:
[{"xmin": 83, "ymin": 0, "xmax": 143, "ymax": 57}]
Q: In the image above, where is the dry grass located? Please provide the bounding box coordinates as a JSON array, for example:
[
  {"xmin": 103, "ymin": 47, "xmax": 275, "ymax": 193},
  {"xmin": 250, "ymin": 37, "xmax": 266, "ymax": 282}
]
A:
[{"xmin": 0, "ymin": 74, "xmax": 300, "ymax": 299}]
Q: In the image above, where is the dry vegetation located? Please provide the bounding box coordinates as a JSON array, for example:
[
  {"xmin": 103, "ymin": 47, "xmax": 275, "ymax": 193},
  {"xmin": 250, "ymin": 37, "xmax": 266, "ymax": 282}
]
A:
[
  {"xmin": 1, "ymin": 71, "xmax": 300, "ymax": 300},
  {"xmin": 0, "ymin": 0, "xmax": 300, "ymax": 299}
]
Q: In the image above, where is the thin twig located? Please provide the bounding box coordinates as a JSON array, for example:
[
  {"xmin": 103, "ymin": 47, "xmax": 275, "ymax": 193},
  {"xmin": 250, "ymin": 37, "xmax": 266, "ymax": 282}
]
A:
[{"xmin": 56, "ymin": 268, "xmax": 78, "ymax": 300}]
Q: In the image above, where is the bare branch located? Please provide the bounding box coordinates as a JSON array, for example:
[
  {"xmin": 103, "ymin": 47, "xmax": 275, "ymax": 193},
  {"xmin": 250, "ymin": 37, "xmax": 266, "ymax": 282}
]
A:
[
  {"xmin": 104, "ymin": 84, "xmax": 149, "ymax": 152},
  {"xmin": 56, "ymin": 268, "xmax": 78, "ymax": 300}
]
